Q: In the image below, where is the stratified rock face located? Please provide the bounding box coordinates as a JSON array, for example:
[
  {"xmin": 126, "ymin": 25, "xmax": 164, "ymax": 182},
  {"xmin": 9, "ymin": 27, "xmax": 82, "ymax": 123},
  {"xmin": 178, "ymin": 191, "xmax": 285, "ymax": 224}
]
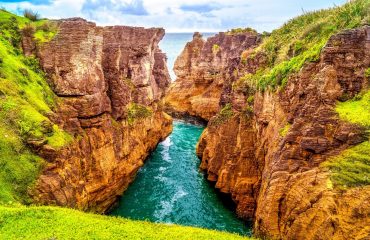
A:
[
  {"xmin": 28, "ymin": 18, "xmax": 172, "ymax": 213},
  {"xmin": 197, "ymin": 26, "xmax": 370, "ymax": 239},
  {"xmin": 165, "ymin": 32, "xmax": 261, "ymax": 121}
]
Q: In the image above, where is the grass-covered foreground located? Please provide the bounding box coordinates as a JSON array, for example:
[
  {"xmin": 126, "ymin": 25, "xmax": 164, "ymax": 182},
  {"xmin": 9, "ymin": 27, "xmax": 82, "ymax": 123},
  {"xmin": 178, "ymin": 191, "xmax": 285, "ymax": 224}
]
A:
[{"xmin": 0, "ymin": 206, "xmax": 252, "ymax": 240}]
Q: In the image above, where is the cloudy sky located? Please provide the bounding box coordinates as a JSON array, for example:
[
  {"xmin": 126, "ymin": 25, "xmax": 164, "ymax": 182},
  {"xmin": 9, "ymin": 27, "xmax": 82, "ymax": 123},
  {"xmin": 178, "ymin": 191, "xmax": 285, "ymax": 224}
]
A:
[{"xmin": 0, "ymin": 0, "xmax": 347, "ymax": 32}]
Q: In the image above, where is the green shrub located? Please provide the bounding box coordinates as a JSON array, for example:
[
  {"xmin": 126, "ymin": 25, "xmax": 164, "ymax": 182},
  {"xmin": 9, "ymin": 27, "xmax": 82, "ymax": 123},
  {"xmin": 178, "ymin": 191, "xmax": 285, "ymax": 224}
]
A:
[
  {"xmin": 279, "ymin": 123, "xmax": 291, "ymax": 137},
  {"xmin": 127, "ymin": 103, "xmax": 152, "ymax": 125},
  {"xmin": 23, "ymin": 9, "xmax": 39, "ymax": 22},
  {"xmin": 365, "ymin": 68, "xmax": 370, "ymax": 78},
  {"xmin": 210, "ymin": 103, "xmax": 234, "ymax": 126},
  {"xmin": 34, "ymin": 21, "xmax": 58, "ymax": 43},
  {"xmin": 227, "ymin": 27, "xmax": 257, "ymax": 35},
  {"xmin": 212, "ymin": 44, "xmax": 220, "ymax": 54},
  {"xmin": 20, "ymin": 23, "xmax": 35, "ymax": 37}
]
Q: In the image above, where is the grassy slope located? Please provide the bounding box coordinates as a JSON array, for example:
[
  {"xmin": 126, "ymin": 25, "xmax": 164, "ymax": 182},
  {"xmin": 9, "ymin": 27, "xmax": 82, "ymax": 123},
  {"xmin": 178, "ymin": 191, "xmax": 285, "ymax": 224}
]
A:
[
  {"xmin": 0, "ymin": 206, "xmax": 251, "ymax": 240},
  {"xmin": 0, "ymin": 9, "xmax": 70, "ymax": 204},
  {"xmin": 237, "ymin": 0, "xmax": 370, "ymax": 91},
  {"xmin": 322, "ymin": 91, "xmax": 370, "ymax": 188}
]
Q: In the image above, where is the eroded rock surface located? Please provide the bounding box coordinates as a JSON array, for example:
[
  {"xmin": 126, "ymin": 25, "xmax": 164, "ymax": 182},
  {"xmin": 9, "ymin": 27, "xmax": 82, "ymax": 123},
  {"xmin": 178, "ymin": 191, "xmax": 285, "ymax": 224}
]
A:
[
  {"xmin": 164, "ymin": 32, "xmax": 261, "ymax": 121},
  {"xmin": 25, "ymin": 18, "xmax": 172, "ymax": 213},
  {"xmin": 195, "ymin": 26, "xmax": 370, "ymax": 239}
]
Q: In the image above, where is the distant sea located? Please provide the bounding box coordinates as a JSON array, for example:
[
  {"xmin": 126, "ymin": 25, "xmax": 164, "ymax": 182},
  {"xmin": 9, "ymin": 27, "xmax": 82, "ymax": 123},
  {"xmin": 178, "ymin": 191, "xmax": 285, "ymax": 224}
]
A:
[{"xmin": 159, "ymin": 33, "xmax": 216, "ymax": 80}]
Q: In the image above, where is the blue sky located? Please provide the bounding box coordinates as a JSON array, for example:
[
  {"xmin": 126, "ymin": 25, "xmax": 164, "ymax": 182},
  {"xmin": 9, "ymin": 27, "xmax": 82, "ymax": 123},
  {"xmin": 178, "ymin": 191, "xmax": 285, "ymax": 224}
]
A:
[{"xmin": 0, "ymin": 0, "xmax": 347, "ymax": 32}]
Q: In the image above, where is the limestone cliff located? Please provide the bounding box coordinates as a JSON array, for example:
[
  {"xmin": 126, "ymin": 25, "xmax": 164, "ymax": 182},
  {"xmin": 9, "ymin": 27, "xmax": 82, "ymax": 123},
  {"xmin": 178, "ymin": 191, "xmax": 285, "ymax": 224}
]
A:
[
  {"xmin": 22, "ymin": 18, "xmax": 172, "ymax": 213},
  {"xmin": 166, "ymin": 6, "xmax": 370, "ymax": 239},
  {"xmin": 164, "ymin": 31, "xmax": 261, "ymax": 121},
  {"xmin": 196, "ymin": 25, "xmax": 370, "ymax": 239}
]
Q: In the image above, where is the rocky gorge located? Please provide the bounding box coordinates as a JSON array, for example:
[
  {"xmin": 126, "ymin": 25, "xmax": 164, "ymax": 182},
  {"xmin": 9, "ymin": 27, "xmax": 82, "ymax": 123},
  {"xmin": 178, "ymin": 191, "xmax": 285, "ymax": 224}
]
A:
[{"xmin": 0, "ymin": 0, "xmax": 369, "ymax": 239}]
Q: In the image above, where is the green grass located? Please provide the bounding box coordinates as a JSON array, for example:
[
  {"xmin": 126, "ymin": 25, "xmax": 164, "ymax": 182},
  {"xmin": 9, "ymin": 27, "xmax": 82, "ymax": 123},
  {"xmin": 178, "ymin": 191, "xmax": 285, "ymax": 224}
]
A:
[
  {"xmin": 279, "ymin": 123, "xmax": 291, "ymax": 137},
  {"xmin": 210, "ymin": 103, "xmax": 234, "ymax": 126},
  {"xmin": 0, "ymin": 9, "xmax": 70, "ymax": 204},
  {"xmin": 323, "ymin": 90, "xmax": 370, "ymax": 189},
  {"xmin": 227, "ymin": 27, "xmax": 257, "ymax": 35},
  {"xmin": 212, "ymin": 44, "xmax": 220, "ymax": 54},
  {"xmin": 336, "ymin": 91, "xmax": 370, "ymax": 128},
  {"xmin": 322, "ymin": 141, "xmax": 370, "ymax": 189},
  {"xmin": 0, "ymin": 206, "xmax": 252, "ymax": 240},
  {"xmin": 237, "ymin": 0, "xmax": 370, "ymax": 91},
  {"xmin": 127, "ymin": 103, "xmax": 152, "ymax": 125},
  {"xmin": 365, "ymin": 67, "xmax": 370, "ymax": 78}
]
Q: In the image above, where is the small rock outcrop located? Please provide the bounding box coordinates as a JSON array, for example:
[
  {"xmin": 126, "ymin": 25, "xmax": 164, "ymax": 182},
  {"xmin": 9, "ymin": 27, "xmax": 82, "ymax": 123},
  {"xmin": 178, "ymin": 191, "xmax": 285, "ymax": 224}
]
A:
[
  {"xmin": 164, "ymin": 31, "xmax": 261, "ymax": 121},
  {"xmin": 24, "ymin": 18, "xmax": 172, "ymax": 213}
]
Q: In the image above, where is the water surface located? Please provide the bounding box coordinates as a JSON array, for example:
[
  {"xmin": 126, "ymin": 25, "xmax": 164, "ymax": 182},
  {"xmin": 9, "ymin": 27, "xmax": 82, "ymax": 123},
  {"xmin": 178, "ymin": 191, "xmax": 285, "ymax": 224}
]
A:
[{"xmin": 111, "ymin": 121, "xmax": 250, "ymax": 235}]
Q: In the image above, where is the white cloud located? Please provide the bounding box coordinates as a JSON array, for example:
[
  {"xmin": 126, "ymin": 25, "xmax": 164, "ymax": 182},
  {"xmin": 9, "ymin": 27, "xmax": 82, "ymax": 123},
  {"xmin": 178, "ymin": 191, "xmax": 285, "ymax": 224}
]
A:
[{"xmin": 0, "ymin": 0, "xmax": 347, "ymax": 32}]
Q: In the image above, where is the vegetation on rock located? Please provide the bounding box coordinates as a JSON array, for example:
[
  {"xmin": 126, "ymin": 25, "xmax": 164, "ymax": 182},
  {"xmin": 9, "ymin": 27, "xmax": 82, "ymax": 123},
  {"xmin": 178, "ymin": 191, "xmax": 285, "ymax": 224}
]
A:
[
  {"xmin": 0, "ymin": 9, "xmax": 70, "ymax": 204},
  {"xmin": 322, "ymin": 90, "xmax": 370, "ymax": 188},
  {"xmin": 0, "ymin": 206, "xmax": 252, "ymax": 240},
  {"xmin": 238, "ymin": 0, "xmax": 370, "ymax": 91},
  {"xmin": 127, "ymin": 103, "xmax": 153, "ymax": 125},
  {"xmin": 336, "ymin": 91, "xmax": 370, "ymax": 128},
  {"xmin": 279, "ymin": 123, "xmax": 291, "ymax": 137},
  {"xmin": 210, "ymin": 103, "xmax": 234, "ymax": 126},
  {"xmin": 227, "ymin": 27, "xmax": 257, "ymax": 35},
  {"xmin": 322, "ymin": 141, "xmax": 370, "ymax": 189}
]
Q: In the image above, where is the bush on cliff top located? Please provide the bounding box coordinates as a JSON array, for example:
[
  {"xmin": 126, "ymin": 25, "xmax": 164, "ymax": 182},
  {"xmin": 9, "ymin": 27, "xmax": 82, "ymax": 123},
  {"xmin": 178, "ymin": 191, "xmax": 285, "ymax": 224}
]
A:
[
  {"xmin": 238, "ymin": 0, "xmax": 370, "ymax": 91},
  {"xmin": 0, "ymin": 9, "xmax": 70, "ymax": 204},
  {"xmin": 0, "ymin": 206, "xmax": 252, "ymax": 240}
]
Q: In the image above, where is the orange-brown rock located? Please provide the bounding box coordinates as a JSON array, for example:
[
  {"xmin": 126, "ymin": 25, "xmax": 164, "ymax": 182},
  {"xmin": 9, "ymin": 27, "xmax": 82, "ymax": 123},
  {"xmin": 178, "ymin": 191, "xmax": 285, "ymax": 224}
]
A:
[
  {"xmin": 165, "ymin": 32, "xmax": 261, "ymax": 121},
  {"xmin": 24, "ymin": 18, "xmax": 173, "ymax": 213},
  {"xmin": 197, "ymin": 26, "xmax": 370, "ymax": 239}
]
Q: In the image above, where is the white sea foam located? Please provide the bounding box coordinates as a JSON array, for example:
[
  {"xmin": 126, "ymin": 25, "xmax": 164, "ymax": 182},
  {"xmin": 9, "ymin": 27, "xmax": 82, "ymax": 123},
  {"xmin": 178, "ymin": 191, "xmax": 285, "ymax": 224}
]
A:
[{"xmin": 153, "ymin": 187, "xmax": 188, "ymax": 221}]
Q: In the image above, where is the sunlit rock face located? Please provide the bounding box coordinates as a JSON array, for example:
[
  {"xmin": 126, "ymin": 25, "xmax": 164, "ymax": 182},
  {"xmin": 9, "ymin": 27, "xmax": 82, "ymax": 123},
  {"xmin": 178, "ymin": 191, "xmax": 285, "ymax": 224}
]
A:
[
  {"xmin": 24, "ymin": 18, "xmax": 172, "ymax": 213},
  {"xmin": 164, "ymin": 31, "xmax": 261, "ymax": 122},
  {"xmin": 194, "ymin": 26, "xmax": 370, "ymax": 239}
]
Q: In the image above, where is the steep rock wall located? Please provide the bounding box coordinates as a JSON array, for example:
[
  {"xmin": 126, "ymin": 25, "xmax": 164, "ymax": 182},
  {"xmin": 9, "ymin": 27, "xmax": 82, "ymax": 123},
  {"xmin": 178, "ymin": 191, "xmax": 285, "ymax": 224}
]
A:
[
  {"xmin": 164, "ymin": 32, "xmax": 261, "ymax": 121},
  {"xmin": 196, "ymin": 26, "xmax": 370, "ymax": 239},
  {"xmin": 23, "ymin": 18, "xmax": 172, "ymax": 213}
]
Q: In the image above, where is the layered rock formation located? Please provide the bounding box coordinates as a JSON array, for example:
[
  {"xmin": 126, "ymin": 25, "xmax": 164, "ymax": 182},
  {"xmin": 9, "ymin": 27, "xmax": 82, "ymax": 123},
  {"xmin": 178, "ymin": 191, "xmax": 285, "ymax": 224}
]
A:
[
  {"xmin": 194, "ymin": 26, "xmax": 370, "ymax": 239},
  {"xmin": 23, "ymin": 18, "xmax": 172, "ymax": 213},
  {"xmin": 164, "ymin": 31, "xmax": 261, "ymax": 121}
]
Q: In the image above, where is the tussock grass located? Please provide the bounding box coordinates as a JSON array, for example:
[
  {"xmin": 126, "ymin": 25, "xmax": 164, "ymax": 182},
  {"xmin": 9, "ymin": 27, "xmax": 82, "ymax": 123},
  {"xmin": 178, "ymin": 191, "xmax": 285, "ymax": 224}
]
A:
[{"xmin": 23, "ymin": 9, "xmax": 39, "ymax": 22}]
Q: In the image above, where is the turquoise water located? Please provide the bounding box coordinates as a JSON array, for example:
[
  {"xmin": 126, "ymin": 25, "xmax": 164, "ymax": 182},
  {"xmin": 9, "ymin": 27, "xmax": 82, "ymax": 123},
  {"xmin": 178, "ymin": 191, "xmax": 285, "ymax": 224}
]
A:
[
  {"xmin": 111, "ymin": 121, "xmax": 250, "ymax": 235},
  {"xmin": 159, "ymin": 33, "xmax": 215, "ymax": 80}
]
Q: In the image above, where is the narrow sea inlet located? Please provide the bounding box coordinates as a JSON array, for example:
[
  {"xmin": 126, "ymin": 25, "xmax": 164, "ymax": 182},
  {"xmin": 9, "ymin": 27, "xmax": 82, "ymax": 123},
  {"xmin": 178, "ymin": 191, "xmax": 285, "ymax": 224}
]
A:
[{"xmin": 111, "ymin": 121, "xmax": 250, "ymax": 235}]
